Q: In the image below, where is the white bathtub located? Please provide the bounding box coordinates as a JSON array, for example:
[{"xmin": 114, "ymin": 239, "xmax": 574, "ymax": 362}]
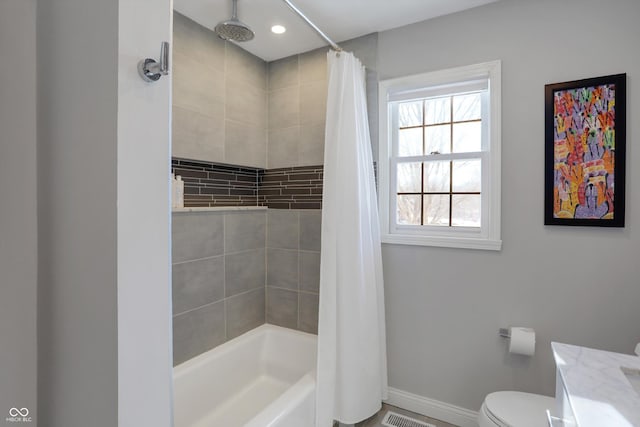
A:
[{"xmin": 173, "ymin": 324, "xmax": 317, "ymax": 427}]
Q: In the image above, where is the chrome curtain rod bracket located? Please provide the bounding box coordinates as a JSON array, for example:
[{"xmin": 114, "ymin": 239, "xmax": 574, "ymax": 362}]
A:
[{"xmin": 281, "ymin": 0, "xmax": 343, "ymax": 52}]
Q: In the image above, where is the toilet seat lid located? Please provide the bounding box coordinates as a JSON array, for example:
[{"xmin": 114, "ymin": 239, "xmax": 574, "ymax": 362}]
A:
[{"xmin": 485, "ymin": 391, "xmax": 555, "ymax": 427}]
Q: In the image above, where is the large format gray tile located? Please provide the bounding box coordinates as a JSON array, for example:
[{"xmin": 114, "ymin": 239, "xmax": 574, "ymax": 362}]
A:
[
  {"xmin": 172, "ymin": 256, "xmax": 225, "ymax": 315},
  {"xmin": 299, "ymin": 210, "xmax": 321, "ymax": 251},
  {"xmin": 269, "ymin": 86, "xmax": 299, "ymax": 130},
  {"xmin": 225, "ymin": 248, "xmax": 265, "ymax": 297},
  {"xmin": 267, "ymin": 126, "xmax": 299, "ymax": 169},
  {"xmin": 224, "ymin": 119, "xmax": 267, "ymax": 169},
  {"xmin": 226, "ymin": 288, "xmax": 265, "ymax": 340},
  {"xmin": 225, "ymin": 211, "xmax": 266, "ymax": 253},
  {"xmin": 267, "ymin": 210, "xmax": 299, "ymax": 249},
  {"xmin": 172, "ymin": 105, "xmax": 225, "ymax": 163},
  {"xmin": 173, "ymin": 212, "xmax": 224, "ymax": 263},
  {"xmin": 226, "ymin": 42, "xmax": 267, "ymax": 90},
  {"xmin": 268, "ymin": 55, "xmax": 298, "ymax": 91},
  {"xmin": 173, "ymin": 51, "xmax": 225, "ymax": 118},
  {"xmin": 299, "ymin": 251, "xmax": 320, "ymax": 293},
  {"xmin": 173, "ymin": 12, "xmax": 225, "ymax": 73},
  {"xmin": 298, "ymin": 292, "xmax": 319, "ymax": 334},
  {"xmin": 299, "ymin": 48, "xmax": 328, "ymax": 84},
  {"xmin": 300, "ymin": 81, "xmax": 327, "ymax": 126},
  {"xmin": 299, "ymin": 122, "xmax": 325, "ymax": 166},
  {"xmin": 267, "ymin": 248, "xmax": 298, "ymax": 290},
  {"xmin": 226, "ymin": 76, "xmax": 267, "ymax": 129},
  {"xmin": 266, "ymin": 287, "xmax": 298, "ymax": 329},
  {"xmin": 173, "ymin": 301, "xmax": 225, "ymax": 366}
]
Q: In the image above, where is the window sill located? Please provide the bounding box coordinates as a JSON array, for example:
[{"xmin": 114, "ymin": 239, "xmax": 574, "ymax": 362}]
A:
[{"xmin": 381, "ymin": 234, "xmax": 502, "ymax": 251}]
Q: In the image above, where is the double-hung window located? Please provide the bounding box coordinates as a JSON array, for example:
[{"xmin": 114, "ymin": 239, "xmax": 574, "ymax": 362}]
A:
[{"xmin": 378, "ymin": 61, "xmax": 502, "ymax": 250}]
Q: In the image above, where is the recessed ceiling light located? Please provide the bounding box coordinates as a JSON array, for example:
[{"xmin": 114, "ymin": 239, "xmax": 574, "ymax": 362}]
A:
[{"xmin": 271, "ymin": 25, "xmax": 286, "ymax": 34}]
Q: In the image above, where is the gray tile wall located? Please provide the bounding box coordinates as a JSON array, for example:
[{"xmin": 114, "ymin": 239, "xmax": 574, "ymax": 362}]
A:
[
  {"xmin": 169, "ymin": 25, "xmax": 377, "ymax": 366},
  {"xmin": 266, "ymin": 210, "xmax": 321, "ymax": 334},
  {"xmin": 173, "ymin": 12, "xmax": 267, "ymax": 168},
  {"xmin": 268, "ymin": 48, "xmax": 328, "ymax": 169},
  {"xmin": 172, "ymin": 210, "xmax": 266, "ymax": 365},
  {"xmin": 172, "ymin": 208, "xmax": 321, "ymax": 365},
  {"xmin": 266, "ymin": 33, "xmax": 379, "ymax": 168},
  {"xmin": 174, "ymin": 11, "xmax": 377, "ymax": 170}
]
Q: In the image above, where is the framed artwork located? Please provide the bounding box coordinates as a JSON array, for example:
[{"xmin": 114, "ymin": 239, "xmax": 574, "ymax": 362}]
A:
[{"xmin": 544, "ymin": 73, "xmax": 626, "ymax": 227}]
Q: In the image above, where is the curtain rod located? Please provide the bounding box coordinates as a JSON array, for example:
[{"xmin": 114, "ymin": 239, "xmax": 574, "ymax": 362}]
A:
[{"xmin": 281, "ymin": 0, "xmax": 343, "ymax": 52}]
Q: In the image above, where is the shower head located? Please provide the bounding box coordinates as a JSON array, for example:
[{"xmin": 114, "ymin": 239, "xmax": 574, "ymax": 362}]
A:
[{"xmin": 214, "ymin": 0, "xmax": 255, "ymax": 42}]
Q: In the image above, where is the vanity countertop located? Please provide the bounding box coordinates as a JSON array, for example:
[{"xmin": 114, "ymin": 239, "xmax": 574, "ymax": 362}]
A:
[{"xmin": 552, "ymin": 342, "xmax": 640, "ymax": 427}]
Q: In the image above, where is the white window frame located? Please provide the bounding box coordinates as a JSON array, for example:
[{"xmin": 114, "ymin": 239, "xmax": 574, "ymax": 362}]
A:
[{"xmin": 378, "ymin": 61, "xmax": 502, "ymax": 250}]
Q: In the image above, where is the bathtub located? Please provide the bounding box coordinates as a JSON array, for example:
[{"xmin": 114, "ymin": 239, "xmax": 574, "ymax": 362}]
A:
[{"xmin": 173, "ymin": 324, "xmax": 317, "ymax": 427}]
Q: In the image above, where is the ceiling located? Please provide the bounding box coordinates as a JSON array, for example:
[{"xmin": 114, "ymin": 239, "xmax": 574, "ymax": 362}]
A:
[{"xmin": 174, "ymin": 0, "xmax": 499, "ymax": 62}]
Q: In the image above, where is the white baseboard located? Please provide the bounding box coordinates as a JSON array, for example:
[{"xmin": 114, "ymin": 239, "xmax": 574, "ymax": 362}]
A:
[{"xmin": 384, "ymin": 387, "xmax": 479, "ymax": 427}]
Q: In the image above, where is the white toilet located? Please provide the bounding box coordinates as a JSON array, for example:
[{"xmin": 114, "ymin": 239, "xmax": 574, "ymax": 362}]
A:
[{"xmin": 477, "ymin": 391, "xmax": 555, "ymax": 427}]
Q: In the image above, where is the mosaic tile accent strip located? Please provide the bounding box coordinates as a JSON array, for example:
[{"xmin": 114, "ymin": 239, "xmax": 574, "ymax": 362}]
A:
[
  {"xmin": 259, "ymin": 166, "xmax": 324, "ymax": 209},
  {"xmin": 171, "ymin": 158, "xmax": 325, "ymax": 209},
  {"xmin": 172, "ymin": 158, "xmax": 261, "ymax": 207}
]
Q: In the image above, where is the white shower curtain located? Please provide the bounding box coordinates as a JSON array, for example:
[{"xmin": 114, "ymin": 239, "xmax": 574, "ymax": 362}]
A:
[{"xmin": 315, "ymin": 51, "xmax": 388, "ymax": 427}]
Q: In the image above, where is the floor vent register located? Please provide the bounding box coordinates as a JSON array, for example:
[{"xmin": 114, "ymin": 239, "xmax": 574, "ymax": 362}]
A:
[{"xmin": 381, "ymin": 411, "xmax": 436, "ymax": 427}]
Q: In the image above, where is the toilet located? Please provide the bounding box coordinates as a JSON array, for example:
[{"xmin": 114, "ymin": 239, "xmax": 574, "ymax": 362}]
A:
[{"xmin": 477, "ymin": 391, "xmax": 555, "ymax": 427}]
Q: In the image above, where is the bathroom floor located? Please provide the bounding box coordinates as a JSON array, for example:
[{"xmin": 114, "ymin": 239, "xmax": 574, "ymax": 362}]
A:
[{"xmin": 355, "ymin": 403, "xmax": 459, "ymax": 427}]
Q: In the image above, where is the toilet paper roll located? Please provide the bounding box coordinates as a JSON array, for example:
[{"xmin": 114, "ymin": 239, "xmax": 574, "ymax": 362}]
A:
[{"xmin": 508, "ymin": 327, "xmax": 536, "ymax": 356}]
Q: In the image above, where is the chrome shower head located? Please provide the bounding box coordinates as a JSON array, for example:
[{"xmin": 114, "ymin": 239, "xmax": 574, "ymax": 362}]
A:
[{"xmin": 214, "ymin": 0, "xmax": 254, "ymax": 42}]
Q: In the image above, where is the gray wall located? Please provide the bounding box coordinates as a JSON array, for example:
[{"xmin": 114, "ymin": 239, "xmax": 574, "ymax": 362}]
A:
[
  {"xmin": 268, "ymin": 48, "xmax": 328, "ymax": 168},
  {"xmin": 267, "ymin": 34, "xmax": 379, "ymax": 168},
  {"xmin": 173, "ymin": 14, "xmax": 378, "ymax": 171},
  {"xmin": 37, "ymin": 0, "xmax": 119, "ymax": 425},
  {"xmin": 172, "ymin": 209, "xmax": 322, "ymax": 364},
  {"xmin": 266, "ymin": 210, "xmax": 321, "ymax": 334},
  {"xmin": 378, "ymin": 0, "xmax": 640, "ymax": 411},
  {"xmin": 173, "ymin": 12, "xmax": 267, "ymax": 168},
  {"xmin": 172, "ymin": 210, "xmax": 266, "ymax": 365},
  {"xmin": 0, "ymin": 0, "xmax": 38, "ymax": 423},
  {"xmin": 37, "ymin": 1, "xmax": 174, "ymax": 425}
]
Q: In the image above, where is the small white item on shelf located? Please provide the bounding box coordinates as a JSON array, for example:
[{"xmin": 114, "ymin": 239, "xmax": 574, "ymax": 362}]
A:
[
  {"xmin": 176, "ymin": 175, "xmax": 184, "ymax": 208},
  {"xmin": 171, "ymin": 173, "xmax": 177, "ymax": 208}
]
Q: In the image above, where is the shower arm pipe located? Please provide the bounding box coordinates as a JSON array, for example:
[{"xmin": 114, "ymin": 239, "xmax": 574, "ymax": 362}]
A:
[
  {"xmin": 232, "ymin": 0, "xmax": 237, "ymax": 19},
  {"xmin": 281, "ymin": 0, "xmax": 343, "ymax": 52}
]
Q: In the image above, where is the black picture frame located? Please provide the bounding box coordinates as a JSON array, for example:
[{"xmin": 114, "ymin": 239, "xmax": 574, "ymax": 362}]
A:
[{"xmin": 544, "ymin": 73, "xmax": 626, "ymax": 227}]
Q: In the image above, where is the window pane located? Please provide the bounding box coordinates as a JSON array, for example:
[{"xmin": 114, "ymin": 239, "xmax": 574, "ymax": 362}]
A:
[
  {"xmin": 423, "ymin": 195, "xmax": 449, "ymax": 226},
  {"xmin": 453, "ymin": 93, "xmax": 481, "ymax": 121},
  {"xmin": 425, "ymin": 124, "xmax": 451, "ymax": 154},
  {"xmin": 424, "ymin": 161, "xmax": 450, "ymax": 192},
  {"xmin": 398, "ymin": 101, "xmax": 423, "ymax": 127},
  {"xmin": 397, "ymin": 162, "xmax": 421, "ymax": 193},
  {"xmin": 452, "ymin": 159, "xmax": 481, "ymax": 192},
  {"xmin": 452, "ymin": 121, "xmax": 481, "ymax": 153},
  {"xmin": 398, "ymin": 128, "xmax": 423, "ymax": 157},
  {"xmin": 397, "ymin": 195, "xmax": 421, "ymax": 225},
  {"xmin": 425, "ymin": 97, "xmax": 450, "ymax": 125},
  {"xmin": 452, "ymin": 194, "xmax": 481, "ymax": 227}
]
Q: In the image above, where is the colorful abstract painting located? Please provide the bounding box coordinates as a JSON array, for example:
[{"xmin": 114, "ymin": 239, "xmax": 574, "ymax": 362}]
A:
[{"xmin": 545, "ymin": 74, "xmax": 626, "ymax": 227}]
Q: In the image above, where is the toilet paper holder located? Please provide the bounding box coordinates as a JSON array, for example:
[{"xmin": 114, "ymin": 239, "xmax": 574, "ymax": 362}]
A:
[{"xmin": 498, "ymin": 328, "xmax": 511, "ymax": 338}]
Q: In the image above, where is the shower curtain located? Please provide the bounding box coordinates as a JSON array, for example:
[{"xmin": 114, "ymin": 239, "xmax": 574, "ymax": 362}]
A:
[{"xmin": 315, "ymin": 51, "xmax": 388, "ymax": 427}]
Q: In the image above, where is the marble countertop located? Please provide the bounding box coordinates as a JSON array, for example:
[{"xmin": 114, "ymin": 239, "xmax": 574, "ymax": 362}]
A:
[{"xmin": 552, "ymin": 342, "xmax": 640, "ymax": 427}]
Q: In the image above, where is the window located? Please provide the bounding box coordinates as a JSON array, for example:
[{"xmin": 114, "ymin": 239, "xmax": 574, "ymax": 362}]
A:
[{"xmin": 378, "ymin": 61, "xmax": 502, "ymax": 250}]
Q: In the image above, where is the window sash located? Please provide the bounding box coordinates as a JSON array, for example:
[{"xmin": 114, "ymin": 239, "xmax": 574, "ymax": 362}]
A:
[
  {"xmin": 390, "ymin": 153, "xmax": 486, "ymax": 231},
  {"xmin": 378, "ymin": 60, "xmax": 502, "ymax": 250}
]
